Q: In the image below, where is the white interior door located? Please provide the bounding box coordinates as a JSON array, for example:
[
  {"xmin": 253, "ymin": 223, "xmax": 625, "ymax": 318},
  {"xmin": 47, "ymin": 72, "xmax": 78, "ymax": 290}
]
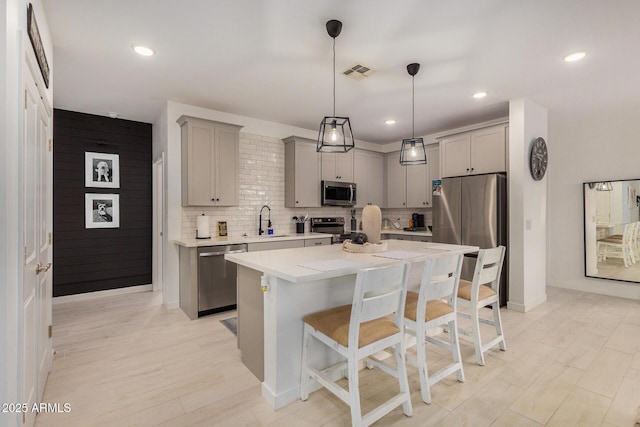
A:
[
  {"xmin": 36, "ymin": 92, "xmax": 52, "ymax": 401},
  {"xmin": 23, "ymin": 47, "xmax": 53, "ymax": 427},
  {"xmin": 153, "ymin": 154, "xmax": 164, "ymax": 292},
  {"xmin": 23, "ymin": 61, "xmax": 39, "ymax": 427}
]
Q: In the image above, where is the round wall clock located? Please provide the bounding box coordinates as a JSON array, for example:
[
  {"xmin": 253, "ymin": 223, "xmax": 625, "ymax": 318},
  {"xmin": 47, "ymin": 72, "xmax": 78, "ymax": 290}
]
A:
[{"xmin": 530, "ymin": 137, "xmax": 548, "ymax": 181}]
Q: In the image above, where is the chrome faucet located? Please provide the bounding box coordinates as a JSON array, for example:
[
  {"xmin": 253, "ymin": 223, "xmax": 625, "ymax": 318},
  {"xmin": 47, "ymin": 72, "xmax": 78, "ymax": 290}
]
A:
[{"xmin": 258, "ymin": 204, "xmax": 271, "ymax": 235}]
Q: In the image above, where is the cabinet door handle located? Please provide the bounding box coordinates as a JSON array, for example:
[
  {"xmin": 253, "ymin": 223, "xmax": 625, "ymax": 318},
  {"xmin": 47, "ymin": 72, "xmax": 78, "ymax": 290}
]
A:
[
  {"xmin": 296, "ymin": 201, "xmax": 299, "ymax": 204},
  {"xmin": 199, "ymin": 249, "xmax": 247, "ymax": 257},
  {"xmin": 314, "ymin": 242, "xmax": 323, "ymax": 245},
  {"xmin": 471, "ymin": 168, "xmax": 474, "ymax": 172}
]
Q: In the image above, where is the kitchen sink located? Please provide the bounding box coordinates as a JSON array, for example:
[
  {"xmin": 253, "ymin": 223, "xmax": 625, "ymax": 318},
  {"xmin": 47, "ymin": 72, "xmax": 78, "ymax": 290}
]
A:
[{"xmin": 245, "ymin": 234, "xmax": 291, "ymax": 239}]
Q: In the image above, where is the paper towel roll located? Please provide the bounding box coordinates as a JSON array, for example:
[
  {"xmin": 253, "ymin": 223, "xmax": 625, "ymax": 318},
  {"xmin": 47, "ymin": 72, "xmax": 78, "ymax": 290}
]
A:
[{"xmin": 196, "ymin": 215, "xmax": 211, "ymax": 239}]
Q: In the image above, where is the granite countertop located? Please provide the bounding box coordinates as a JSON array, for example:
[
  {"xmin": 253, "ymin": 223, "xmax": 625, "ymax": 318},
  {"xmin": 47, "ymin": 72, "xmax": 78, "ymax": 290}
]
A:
[
  {"xmin": 174, "ymin": 232, "xmax": 331, "ymax": 248},
  {"xmin": 225, "ymin": 240, "xmax": 477, "ymax": 284}
]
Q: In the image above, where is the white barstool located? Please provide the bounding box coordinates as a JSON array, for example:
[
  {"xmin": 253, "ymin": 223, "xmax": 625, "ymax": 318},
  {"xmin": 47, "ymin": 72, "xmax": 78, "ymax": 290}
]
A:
[
  {"xmin": 404, "ymin": 253, "xmax": 465, "ymax": 404},
  {"xmin": 300, "ymin": 262, "xmax": 413, "ymax": 427},
  {"xmin": 457, "ymin": 246, "xmax": 507, "ymax": 366}
]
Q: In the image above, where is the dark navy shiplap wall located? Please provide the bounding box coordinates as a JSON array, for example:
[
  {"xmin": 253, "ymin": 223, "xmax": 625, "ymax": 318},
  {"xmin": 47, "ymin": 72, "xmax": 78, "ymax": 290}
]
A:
[{"xmin": 53, "ymin": 109, "xmax": 152, "ymax": 296}]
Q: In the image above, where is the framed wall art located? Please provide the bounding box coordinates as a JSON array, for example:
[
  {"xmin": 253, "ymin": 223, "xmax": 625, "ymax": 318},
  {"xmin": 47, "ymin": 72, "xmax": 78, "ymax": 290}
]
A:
[
  {"xmin": 217, "ymin": 221, "xmax": 228, "ymax": 237},
  {"xmin": 85, "ymin": 152, "xmax": 120, "ymax": 188},
  {"xmin": 85, "ymin": 193, "xmax": 120, "ymax": 228},
  {"xmin": 27, "ymin": 3, "xmax": 50, "ymax": 88}
]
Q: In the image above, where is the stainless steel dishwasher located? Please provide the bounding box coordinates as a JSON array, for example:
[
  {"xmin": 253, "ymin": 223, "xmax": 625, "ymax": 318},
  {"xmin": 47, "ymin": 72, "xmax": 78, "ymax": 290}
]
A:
[{"xmin": 197, "ymin": 243, "xmax": 247, "ymax": 315}]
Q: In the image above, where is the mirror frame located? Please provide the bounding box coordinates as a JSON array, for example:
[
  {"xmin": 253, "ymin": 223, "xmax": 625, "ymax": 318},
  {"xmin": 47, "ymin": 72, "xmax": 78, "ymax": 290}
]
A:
[{"xmin": 583, "ymin": 178, "xmax": 640, "ymax": 284}]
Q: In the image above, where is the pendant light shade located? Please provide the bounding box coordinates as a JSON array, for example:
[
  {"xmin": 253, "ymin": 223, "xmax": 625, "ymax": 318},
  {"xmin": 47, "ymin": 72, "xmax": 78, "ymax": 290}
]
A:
[
  {"xmin": 595, "ymin": 181, "xmax": 614, "ymax": 191},
  {"xmin": 317, "ymin": 19, "xmax": 355, "ymax": 153},
  {"xmin": 400, "ymin": 63, "xmax": 427, "ymax": 165}
]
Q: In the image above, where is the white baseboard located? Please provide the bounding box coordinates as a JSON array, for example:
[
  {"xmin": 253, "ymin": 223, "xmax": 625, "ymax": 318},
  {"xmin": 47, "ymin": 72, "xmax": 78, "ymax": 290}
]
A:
[
  {"xmin": 507, "ymin": 293, "xmax": 547, "ymax": 313},
  {"xmin": 164, "ymin": 299, "xmax": 179, "ymax": 309},
  {"xmin": 53, "ymin": 284, "xmax": 153, "ymax": 305}
]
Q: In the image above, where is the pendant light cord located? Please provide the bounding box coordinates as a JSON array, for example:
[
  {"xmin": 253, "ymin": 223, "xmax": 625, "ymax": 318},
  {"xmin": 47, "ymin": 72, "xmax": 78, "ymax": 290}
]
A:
[
  {"xmin": 412, "ymin": 75, "xmax": 415, "ymax": 138},
  {"xmin": 333, "ymin": 37, "xmax": 336, "ymax": 117}
]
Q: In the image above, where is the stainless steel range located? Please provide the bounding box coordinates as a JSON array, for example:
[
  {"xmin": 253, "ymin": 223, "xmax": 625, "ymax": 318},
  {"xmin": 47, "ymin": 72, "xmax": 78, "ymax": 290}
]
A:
[{"xmin": 310, "ymin": 217, "xmax": 350, "ymax": 244}]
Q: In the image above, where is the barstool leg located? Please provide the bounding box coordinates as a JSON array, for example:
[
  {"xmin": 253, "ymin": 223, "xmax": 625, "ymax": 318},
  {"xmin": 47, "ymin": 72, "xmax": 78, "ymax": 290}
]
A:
[
  {"xmin": 300, "ymin": 325, "xmax": 311, "ymax": 400},
  {"xmin": 449, "ymin": 319, "xmax": 465, "ymax": 382},
  {"xmin": 394, "ymin": 341, "xmax": 413, "ymax": 416},
  {"xmin": 471, "ymin": 304, "xmax": 485, "ymax": 366},
  {"xmin": 347, "ymin": 357, "xmax": 363, "ymax": 426},
  {"xmin": 492, "ymin": 302, "xmax": 506, "ymax": 351},
  {"xmin": 415, "ymin": 327, "xmax": 431, "ymax": 404}
]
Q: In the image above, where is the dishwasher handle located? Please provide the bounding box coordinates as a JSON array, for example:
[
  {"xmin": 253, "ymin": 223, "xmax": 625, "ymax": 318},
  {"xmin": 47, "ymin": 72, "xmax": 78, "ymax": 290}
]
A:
[{"xmin": 199, "ymin": 249, "xmax": 247, "ymax": 257}]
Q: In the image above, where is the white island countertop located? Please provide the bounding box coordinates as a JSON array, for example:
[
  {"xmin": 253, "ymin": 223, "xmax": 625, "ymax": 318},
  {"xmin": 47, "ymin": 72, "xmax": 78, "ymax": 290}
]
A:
[
  {"xmin": 174, "ymin": 232, "xmax": 330, "ymax": 248},
  {"xmin": 226, "ymin": 239, "xmax": 477, "ymax": 284},
  {"xmin": 377, "ymin": 229, "xmax": 433, "ymax": 237}
]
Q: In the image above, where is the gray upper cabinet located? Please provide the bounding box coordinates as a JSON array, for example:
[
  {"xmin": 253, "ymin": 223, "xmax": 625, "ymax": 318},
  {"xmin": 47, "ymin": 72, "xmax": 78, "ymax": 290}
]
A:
[
  {"xmin": 406, "ymin": 145, "xmax": 439, "ymax": 208},
  {"xmin": 354, "ymin": 150, "xmax": 384, "ymax": 208},
  {"xmin": 321, "ymin": 151, "xmax": 354, "ymax": 182},
  {"xmin": 440, "ymin": 124, "xmax": 507, "ymax": 178},
  {"xmin": 385, "ymin": 152, "xmax": 407, "ymax": 208},
  {"xmin": 284, "ymin": 136, "xmax": 321, "ymax": 208},
  {"xmin": 387, "ymin": 145, "xmax": 440, "ymax": 209},
  {"xmin": 178, "ymin": 116, "xmax": 242, "ymax": 206}
]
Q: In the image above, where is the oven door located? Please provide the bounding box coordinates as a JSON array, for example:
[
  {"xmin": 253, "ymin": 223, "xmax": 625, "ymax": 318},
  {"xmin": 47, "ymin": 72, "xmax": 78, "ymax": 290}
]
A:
[{"xmin": 321, "ymin": 181, "xmax": 356, "ymax": 206}]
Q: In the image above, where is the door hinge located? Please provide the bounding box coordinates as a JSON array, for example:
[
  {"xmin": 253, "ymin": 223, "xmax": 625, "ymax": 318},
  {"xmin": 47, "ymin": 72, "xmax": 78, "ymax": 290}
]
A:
[
  {"xmin": 48, "ymin": 139, "xmax": 52, "ymax": 151},
  {"xmin": 48, "ymin": 232, "xmax": 52, "ymax": 244},
  {"xmin": 24, "ymin": 89, "xmax": 27, "ymax": 110},
  {"xmin": 24, "ymin": 246, "xmax": 27, "ymax": 261},
  {"xmin": 48, "ymin": 325, "xmax": 53, "ymax": 338}
]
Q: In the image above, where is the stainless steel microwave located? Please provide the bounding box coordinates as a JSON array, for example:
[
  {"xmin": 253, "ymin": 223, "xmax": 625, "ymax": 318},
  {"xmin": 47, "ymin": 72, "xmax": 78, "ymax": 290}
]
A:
[{"xmin": 321, "ymin": 181, "xmax": 356, "ymax": 206}]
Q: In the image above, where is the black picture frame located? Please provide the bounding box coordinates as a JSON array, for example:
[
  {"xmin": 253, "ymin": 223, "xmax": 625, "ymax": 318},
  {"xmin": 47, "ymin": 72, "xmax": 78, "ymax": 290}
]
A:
[{"xmin": 27, "ymin": 3, "xmax": 50, "ymax": 88}]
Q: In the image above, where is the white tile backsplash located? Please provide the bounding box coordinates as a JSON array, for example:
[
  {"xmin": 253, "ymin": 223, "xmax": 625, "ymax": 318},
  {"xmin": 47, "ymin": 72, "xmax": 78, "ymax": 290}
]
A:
[{"xmin": 181, "ymin": 132, "xmax": 431, "ymax": 238}]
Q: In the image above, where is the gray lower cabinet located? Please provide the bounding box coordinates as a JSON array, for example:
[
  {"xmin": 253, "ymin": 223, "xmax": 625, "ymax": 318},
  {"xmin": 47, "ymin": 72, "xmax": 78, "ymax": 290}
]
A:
[
  {"xmin": 247, "ymin": 240, "xmax": 304, "ymax": 252},
  {"xmin": 382, "ymin": 233, "xmax": 413, "ymax": 241},
  {"xmin": 238, "ymin": 237, "xmax": 329, "ymax": 381},
  {"xmin": 237, "ymin": 265, "xmax": 265, "ymax": 380},
  {"xmin": 381, "ymin": 233, "xmax": 432, "ymax": 242},
  {"xmin": 304, "ymin": 237, "xmax": 331, "ymax": 247}
]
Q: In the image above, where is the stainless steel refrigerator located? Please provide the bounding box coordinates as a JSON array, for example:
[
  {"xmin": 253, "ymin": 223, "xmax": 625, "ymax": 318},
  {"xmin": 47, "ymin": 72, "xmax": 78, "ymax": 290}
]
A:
[{"xmin": 433, "ymin": 173, "xmax": 508, "ymax": 306}]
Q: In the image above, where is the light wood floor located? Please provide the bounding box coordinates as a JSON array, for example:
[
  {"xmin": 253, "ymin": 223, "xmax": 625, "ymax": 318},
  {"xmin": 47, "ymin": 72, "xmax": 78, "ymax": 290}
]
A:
[{"xmin": 35, "ymin": 287, "xmax": 640, "ymax": 427}]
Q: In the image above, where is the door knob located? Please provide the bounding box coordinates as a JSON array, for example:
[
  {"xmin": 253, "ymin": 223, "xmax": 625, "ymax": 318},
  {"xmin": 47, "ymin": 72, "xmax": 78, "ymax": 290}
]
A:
[{"xmin": 36, "ymin": 262, "xmax": 51, "ymax": 274}]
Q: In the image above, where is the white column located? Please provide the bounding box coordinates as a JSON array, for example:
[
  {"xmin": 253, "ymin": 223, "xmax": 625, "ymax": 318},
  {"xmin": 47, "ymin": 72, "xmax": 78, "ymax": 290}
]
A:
[{"xmin": 508, "ymin": 98, "xmax": 548, "ymax": 312}]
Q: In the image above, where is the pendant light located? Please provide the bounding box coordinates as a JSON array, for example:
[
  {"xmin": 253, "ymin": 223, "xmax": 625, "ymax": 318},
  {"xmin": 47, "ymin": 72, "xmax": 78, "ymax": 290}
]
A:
[
  {"xmin": 400, "ymin": 63, "xmax": 427, "ymax": 165},
  {"xmin": 317, "ymin": 19, "xmax": 355, "ymax": 153},
  {"xmin": 595, "ymin": 181, "xmax": 613, "ymax": 191}
]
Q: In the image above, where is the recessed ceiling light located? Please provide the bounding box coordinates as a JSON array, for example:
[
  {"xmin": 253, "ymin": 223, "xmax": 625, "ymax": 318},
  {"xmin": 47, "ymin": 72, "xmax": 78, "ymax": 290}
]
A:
[
  {"xmin": 132, "ymin": 45, "xmax": 155, "ymax": 56},
  {"xmin": 563, "ymin": 51, "xmax": 586, "ymax": 62},
  {"xmin": 472, "ymin": 92, "xmax": 487, "ymax": 99},
  {"xmin": 385, "ymin": 120, "xmax": 396, "ymax": 125}
]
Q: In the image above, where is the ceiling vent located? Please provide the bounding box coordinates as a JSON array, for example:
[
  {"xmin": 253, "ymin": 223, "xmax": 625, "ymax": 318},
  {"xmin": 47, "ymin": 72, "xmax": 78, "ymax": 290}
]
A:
[{"xmin": 342, "ymin": 64, "xmax": 374, "ymax": 80}]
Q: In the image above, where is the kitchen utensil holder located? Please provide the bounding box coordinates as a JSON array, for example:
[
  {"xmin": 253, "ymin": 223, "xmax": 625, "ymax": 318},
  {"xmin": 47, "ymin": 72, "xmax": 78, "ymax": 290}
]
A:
[{"xmin": 296, "ymin": 223, "xmax": 305, "ymax": 234}]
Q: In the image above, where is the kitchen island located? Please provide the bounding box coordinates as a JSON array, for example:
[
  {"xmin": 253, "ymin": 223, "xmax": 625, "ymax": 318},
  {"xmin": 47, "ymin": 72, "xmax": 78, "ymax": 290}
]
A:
[{"xmin": 225, "ymin": 239, "xmax": 478, "ymax": 410}]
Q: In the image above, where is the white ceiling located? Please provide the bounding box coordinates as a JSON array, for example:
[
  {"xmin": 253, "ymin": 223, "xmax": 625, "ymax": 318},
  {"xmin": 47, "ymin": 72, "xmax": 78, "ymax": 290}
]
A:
[{"xmin": 42, "ymin": 0, "xmax": 640, "ymax": 144}]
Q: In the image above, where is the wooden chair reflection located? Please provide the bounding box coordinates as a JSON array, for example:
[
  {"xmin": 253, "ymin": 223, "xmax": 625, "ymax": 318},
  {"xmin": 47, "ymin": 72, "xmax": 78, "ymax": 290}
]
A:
[{"xmin": 597, "ymin": 222, "xmax": 635, "ymax": 267}]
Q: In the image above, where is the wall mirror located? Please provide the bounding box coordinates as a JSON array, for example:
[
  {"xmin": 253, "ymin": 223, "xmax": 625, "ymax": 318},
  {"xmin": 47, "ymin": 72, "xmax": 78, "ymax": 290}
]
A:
[{"xmin": 584, "ymin": 179, "xmax": 640, "ymax": 283}]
